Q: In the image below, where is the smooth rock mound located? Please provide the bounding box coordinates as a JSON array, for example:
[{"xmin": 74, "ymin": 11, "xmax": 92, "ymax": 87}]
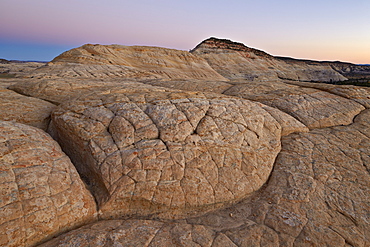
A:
[
  {"xmin": 0, "ymin": 121, "xmax": 97, "ymax": 247},
  {"xmin": 0, "ymin": 88, "xmax": 56, "ymax": 130},
  {"xmin": 9, "ymin": 78, "xmax": 162, "ymax": 105},
  {"xmin": 29, "ymin": 44, "xmax": 227, "ymax": 80},
  {"xmin": 224, "ymin": 80, "xmax": 365, "ymax": 129},
  {"xmin": 49, "ymin": 89, "xmax": 281, "ymax": 219},
  {"xmin": 284, "ymin": 80, "xmax": 370, "ymax": 108}
]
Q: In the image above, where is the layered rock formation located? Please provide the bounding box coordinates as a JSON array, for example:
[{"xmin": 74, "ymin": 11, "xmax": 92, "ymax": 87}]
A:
[
  {"xmin": 223, "ymin": 80, "xmax": 365, "ymax": 129},
  {"xmin": 0, "ymin": 61, "xmax": 45, "ymax": 78},
  {"xmin": 26, "ymin": 44, "xmax": 226, "ymax": 80},
  {"xmin": 0, "ymin": 38, "xmax": 369, "ymax": 246},
  {"xmin": 191, "ymin": 38, "xmax": 347, "ymax": 82}
]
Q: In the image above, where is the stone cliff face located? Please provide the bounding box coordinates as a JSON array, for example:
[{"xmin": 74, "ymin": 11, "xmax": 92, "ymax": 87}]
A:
[
  {"xmin": 191, "ymin": 37, "xmax": 347, "ymax": 82},
  {"xmin": 0, "ymin": 38, "xmax": 369, "ymax": 246}
]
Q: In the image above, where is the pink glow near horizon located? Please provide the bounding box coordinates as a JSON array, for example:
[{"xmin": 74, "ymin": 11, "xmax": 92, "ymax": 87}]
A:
[{"xmin": 1, "ymin": 0, "xmax": 370, "ymax": 63}]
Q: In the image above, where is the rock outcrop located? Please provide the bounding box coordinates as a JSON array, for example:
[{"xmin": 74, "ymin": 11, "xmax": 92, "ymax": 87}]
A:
[
  {"xmin": 223, "ymin": 80, "xmax": 365, "ymax": 129},
  {"xmin": 48, "ymin": 89, "xmax": 282, "ymax": 219},
  {"xmin": 40, "ymin": 110, "xmax": 370, "ymax": 246},
  {"xmin": 0, "ymin": 61, "xmax": 45, "ymax": 78},
  {"xmin": 0, "ymin": 38, "xmax": 369, "ymax": 246},
  {"xmin": 27, "ymin": 44, "xmax": 227, "ymax": 81},
  {"xmin": 0, "ymin": 121, "xmax": 97, "ymax": 247},
  {"xmin": 0, "ymin": 88, "xmax": 56, "ymax": 130},
  {"xmin": 283, "ymin": 80, "xmax": 370, "ymax": 108},
  {"xmin": 9, "ymin": 78, "xmax": 160, "ymax": 105},
  {"xmin": 191, "ymin": 37, "xmax": 347, "ymax": 82},
  {"xmin": 38, "ymin": 219, "xmax": 235, "ymax": 247}
]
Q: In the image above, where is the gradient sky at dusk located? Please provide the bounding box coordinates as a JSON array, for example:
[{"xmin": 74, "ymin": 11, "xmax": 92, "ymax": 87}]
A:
[{"xmin": 1, "ymin": 0, "xmax": 370, "ymax": 64}]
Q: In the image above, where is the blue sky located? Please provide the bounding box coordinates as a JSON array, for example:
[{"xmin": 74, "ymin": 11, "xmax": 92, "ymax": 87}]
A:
[{"xmin": 1, "ymin": 0, "xmax": 370, "ymax": 63}]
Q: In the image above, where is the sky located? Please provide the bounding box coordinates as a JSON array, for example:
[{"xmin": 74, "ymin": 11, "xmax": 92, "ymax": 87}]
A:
[{"xmin": 1, "ymin": 0, "xmax": 370, "ymax": 64}]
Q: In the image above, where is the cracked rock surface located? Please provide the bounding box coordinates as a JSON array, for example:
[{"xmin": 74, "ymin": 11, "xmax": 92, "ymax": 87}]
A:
[
  {"xmin": 223, "ymin": 80, "xmax": 365, "ymax": 129},
  {"xmin": 9, "ymin": 78, "xmax": 161, "ymax": 105},
  {"xmin": 0, "ymin": 121, "xmax": 97, "ymax": 247},
  {"xmin": 39, "ymin": 219, "xmax": 279, "ymax": 247},
  {"xmin": 1, "ymin": 39, "xmax": 369, "ymax": 246},
  {"xmin": 283, "ymin": 80, "xmax": 370, "ymax": 109},
  {"xmin": 49, "ymin": 89, "xmax": 282, "ymax": 219},
  {"xmin": 0, "ymin": 88, "xmax": 56, "ymax": 131},
  {"xmin": 42, "ymin": 110, "xmax": 370, "ymax": 246}
]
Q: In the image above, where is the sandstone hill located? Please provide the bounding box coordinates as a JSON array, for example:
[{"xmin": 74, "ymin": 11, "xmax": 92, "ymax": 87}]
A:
[
  {"xmin": 25, "ymin": 44, "xmax": 226, "ymax": 80},
  {"xmin": 0, "ymin": 38, "xmax": 369, "ymax": 246},
  {"xmin": 190, "ymin": 38, "xmax": 347, "ymax": 82}
]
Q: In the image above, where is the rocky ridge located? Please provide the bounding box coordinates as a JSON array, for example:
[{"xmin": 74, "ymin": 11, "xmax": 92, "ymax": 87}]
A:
[
  {"xmin": 26, "ymin": 44, "xmax": 226, "ymax": 81},
  {"xmin": 0, "ymin": 38, "xmax": 369, "ymax": 246},
  {"xmin": 191, "ymin": 38, "xmax": 347, "ymax": 82}
]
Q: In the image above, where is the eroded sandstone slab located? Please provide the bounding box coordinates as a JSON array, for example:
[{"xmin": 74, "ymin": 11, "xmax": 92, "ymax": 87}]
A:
[
  {"xmin": 36, "ymin": 110, "xmax": 370, "ymax": 246},
  {"xmin": 9, "ymin": 78, "xmax": 162, "ymax": 105},
  {"xmin": 142, "ymin": 78, "xmax": 233, "ymax": 94},
  {"xmin": 40, "ymin": 219, "xmax": 280, "ymax": 247},
  {"xmin": 224, "ymin": 80, "xmax": 365, "ymax": 129},
  {"xmin": 0, "ymin": 121, "xmax": 97, "ymax": 247},
  {"xmin": 283, "ymin": 80, "xmax": 370, "ymax": 108},
  {"xmin": 49, "ymin": 89, "xmax": 282, "ymax": 219},
  {"xmin": 188, "ymin": 109, "xmax": 370, "ymax": 246},
  {"xmin": 0, "ymin": 88, "xmax": 56, "ymax": 130}
]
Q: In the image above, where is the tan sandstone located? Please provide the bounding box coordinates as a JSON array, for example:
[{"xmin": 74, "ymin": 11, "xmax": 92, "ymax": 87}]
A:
[
  {"xmin": 283, "ymin": 80, "xmax": 370, "ymax": 108},
  {"xmin": 0, "ymin": 88, "xmax": 56, "ymax": 130},
  {"xmin": 40, "ymin": 218, "xmax": 280, "ymax": 247},
  {"xmin": 0, "ymin": 38, "xmax": 369, "ymax": 246},
  {"xmin": 191, "ymin": 38, "xmax": 347, "ymax": 82},
  {"xmin": 26, "ymin": 44, "xmax": 227, "ymax": 81},
  {"xmin": 223, "ymin": 80, "xmax": 365, "ymax": 129},
  {"xmin": 48, "ymin": 88, "xmax": 282, "ymax": 219},
  {"xmin": 0, "ymin": 121, "xmax": 97, "ymax": 247},
  {"xmin": 40, "ymin": 107, "xmax": 370, "ymax": 246},
  {"xmin": 9, "ymin": 78, "xmax": 163, "ymax": 105}
]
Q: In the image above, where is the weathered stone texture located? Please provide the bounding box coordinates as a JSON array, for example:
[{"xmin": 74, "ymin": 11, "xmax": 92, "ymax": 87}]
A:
[
  {"xmin": 1, "ymin": 38, "xmax": 369, "ymax": 246},
  {"xmin": 0, "ymin": 88, "xmax": 56, "ymax": 130},
  {"xmin": 41, "ymin": 106, "xmax": 370, "ymax": 247},
  {"xmin": 142, "ymin": 79, "xmax": 233, "ymax": 94},
  {"xmin": 9, "ymin": 78, "xmax": 162, "ymax": 105},
  {"xmin": 49, "ymin": 89, "xmax": 282, "ymax": 219},
  {"xmin": 224, "ymin": 80, "xmax": 365, "ymax": 129},
  {"xmin": 0, "ymin": 61, "xmax": 45, "ymax": 78},
  {"xmin": 188, "ymin": 109, "xmax": 370, "ymax": 246},
  {"xmin": 27, "ymin": 44, "xmax": 227, "ymax": 81},
  {"xmin": 283, "ymin": 80, "xmax": 370, "ymax": 108},
  {"xmin": 40, "ymin": 219, "xmax": 281, "ymax": 247},
  {"xmin": 191, "ymin": 38, "xmax": 347, "ymax": 82},
  {"xmin": 0, "ymin": 121, "xmax": 97, "ymax": 247}
]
